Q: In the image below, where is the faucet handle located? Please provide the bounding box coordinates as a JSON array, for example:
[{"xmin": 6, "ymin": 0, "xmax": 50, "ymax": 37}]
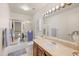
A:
[{"xmin": 72, "ymin": 52, "xmax": 79, "ymax": 56}]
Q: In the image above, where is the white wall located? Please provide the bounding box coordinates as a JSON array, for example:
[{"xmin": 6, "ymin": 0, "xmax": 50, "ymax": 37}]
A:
[
  {"xmin": 0, "ymin": 3, "xmax": 10, "ymax": 55},
  {"xmin": 10, "ymin": 12, "xmax": 31, "ymax": 21},
  {"xmin": 0, "ymin": 4, "xmax": 10, "ymax": 29}
]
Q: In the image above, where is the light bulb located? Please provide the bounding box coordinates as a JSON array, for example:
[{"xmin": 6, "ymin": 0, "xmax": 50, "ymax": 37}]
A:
[
  {"xmin": 60, "ymin": 3, "xmax": 65, "ymax": 8},
  {"xmin": 47, "ymin": 11, "xmax": 49, "ymax": 14},
  {"xmin": 52, "ymin": 8, "xmax": 56, "ymax": 12},
  {"xmin": 56, "ymin": 5, "xmax": 60, "ymax": 10},
  {"xmin": 49, "ymin": 9, "xmax": 52, "ymax": 13}
]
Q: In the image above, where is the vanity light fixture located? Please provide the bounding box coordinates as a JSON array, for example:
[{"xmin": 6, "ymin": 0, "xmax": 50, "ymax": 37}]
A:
[
  {"xmin": 44, "ymin": 12, "xmax": 47, "ymax": 17},
  {"xmin": 43, "ymin": 3, "xmax": 72, "ymax": 17},
  {"xmin": 52, "ymin": 8, "xmax": 56, "ymax": 12},
  {"xmin": 60, "ymin": 3, "xmax": 65, "ymax": 8},
  {"xmin": 66, "ymin": 3, "xmax": 72, "ymax": 5},
  {"xmin": 49, "ymin": 9, "xmax": 52, "ymax": 13},
  {"xmin": 55, "ymin": 5, "xmax": 60, "ymax": 10},
  {"xmin": 46, "ymin": 11, "xmax": 49, "ymax": 15}
]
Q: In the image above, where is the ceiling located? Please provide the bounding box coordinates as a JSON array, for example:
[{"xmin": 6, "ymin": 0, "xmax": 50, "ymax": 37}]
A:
[
  {"xmin": 9, "ymin": 3, "xmax": 47, "ymax": 16},
  {"xmin": 9, "ymin": 3, "xmax": 79, "ymax": 17}
]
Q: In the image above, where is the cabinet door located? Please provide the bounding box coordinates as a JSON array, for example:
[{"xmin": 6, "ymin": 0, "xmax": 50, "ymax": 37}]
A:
[
  {"xmin": 33, "ymin": 42, "xmax": 38, "ymax": 56},
  {"xmin": 37, "ymin": 45, "xmax": 44, "ymax": 56},
  {"xmin": 44, "ymin": 51, "xmax": 52, "ymax": 56},
  {"xmin": 37, "ymin": 48, "xmax": 42, "ymax": 56}
]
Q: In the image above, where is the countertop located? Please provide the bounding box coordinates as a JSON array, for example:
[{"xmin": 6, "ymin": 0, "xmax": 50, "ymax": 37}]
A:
[{"xmin": 34, "ymin": 37, "xmax": 79, "ymax": 56}]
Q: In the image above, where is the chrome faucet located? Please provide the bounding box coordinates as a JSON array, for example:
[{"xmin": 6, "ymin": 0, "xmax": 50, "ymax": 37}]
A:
[
  {"xmin": 71, "ymin": 31, "xmax": 79, "ymax": 36},
  {"xmin": 71, "ymin": 31, "xmax": 79, "ymax": 41}
]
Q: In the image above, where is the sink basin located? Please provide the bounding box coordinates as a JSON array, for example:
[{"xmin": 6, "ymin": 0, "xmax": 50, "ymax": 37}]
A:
[
  {"xmin": 51, "ymin": 42, "xmax": 56, "ymax": 45},
  {"xmin": 44, "ymin": 41, "xmax": 56, "ymax": 51}
]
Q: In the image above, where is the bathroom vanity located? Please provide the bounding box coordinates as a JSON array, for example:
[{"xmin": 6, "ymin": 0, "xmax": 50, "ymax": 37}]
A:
[
  {"xmin": 33, "ymin": 37, "xmax": 79, "ymax": 56},
  {"xmin": 33, "ymin": 41, "xmax": 52, "ymax": 56}
]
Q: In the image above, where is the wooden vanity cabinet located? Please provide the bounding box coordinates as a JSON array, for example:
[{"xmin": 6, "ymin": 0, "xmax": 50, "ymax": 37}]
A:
[
  {"xmin": 33, "ymin": 42, "xmax": 52, "ymax": 56},
  {"xmin": 33, "ymin": 42, "xmax": 38, "ymax": 56}
]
